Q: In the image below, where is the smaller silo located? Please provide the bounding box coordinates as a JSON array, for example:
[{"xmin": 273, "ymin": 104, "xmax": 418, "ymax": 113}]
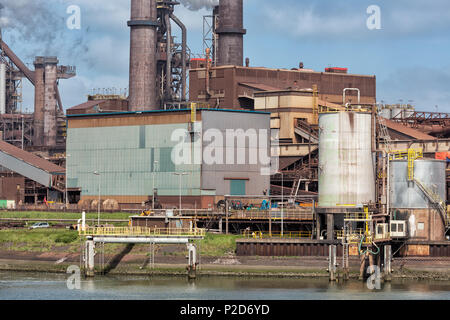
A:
[
  {"xmin": 390, "ymin": 159, "xmax": 447, "ymax": 241},
  {"xmin": 318, "ymin": 111, "xmax": 376, "ymax": 208}
]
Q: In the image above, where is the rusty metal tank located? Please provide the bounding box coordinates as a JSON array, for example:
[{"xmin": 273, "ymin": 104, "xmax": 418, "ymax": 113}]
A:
[
  {"xmin": 389, "ymin": 159, "xmax": 446, "ymax": 209},
  {"xmin": 318, "ymin": 111, "xmax": 376, "ymax": 208}
]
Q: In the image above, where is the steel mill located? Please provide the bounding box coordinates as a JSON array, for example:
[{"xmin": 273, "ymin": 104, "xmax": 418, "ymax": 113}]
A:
[{"xmin": 0, "ymin": 0, "xmax": 449, "ymax": 278}]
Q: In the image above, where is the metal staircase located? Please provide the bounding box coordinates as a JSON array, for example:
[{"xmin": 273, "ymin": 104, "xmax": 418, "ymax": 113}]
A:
[
  {"xmin": 377, "ymin": 116, "xmax": 392, "ymax": 152},
  {"xmin": 414, "ymin": 178, "xmax": 449, "ymax": 230}
]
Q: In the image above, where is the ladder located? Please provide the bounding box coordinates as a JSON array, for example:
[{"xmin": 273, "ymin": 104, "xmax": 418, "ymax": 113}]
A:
[
  {"xmin": 377, "ymin": 116, "xmax": 392, "ymax": 152},
  {"xmin": 290, "ymin": 178, "xmax": 301, "ymax": 201},
  {"xmin": 414, "ymin": 178, "xmax": 449, "ymax": 229}
]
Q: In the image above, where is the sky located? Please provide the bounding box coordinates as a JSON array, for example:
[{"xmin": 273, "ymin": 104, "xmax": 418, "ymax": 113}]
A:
[{"xmin": 0, "ymin": 0, "xmax": 449, "ymax": 113}]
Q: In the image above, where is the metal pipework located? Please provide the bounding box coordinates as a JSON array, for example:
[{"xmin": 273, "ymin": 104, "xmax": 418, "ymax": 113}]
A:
[
  {"xmin": 216, "ymin": 0, "xmax": 246, "ymax": 66},
  {"xmin": 343, "ymin": 88, "xmax": 361, "ymax": 105},
  {"xmin": 164, "ymin": 13, "xmax": 172, "ymax": 101},
  {"xmin": 170, "ymin": 13, "xmax": 187, "ymax": 101},
  {"xmin": 128, "ymin": 0, "xmax": 158, "ymax": 111}
]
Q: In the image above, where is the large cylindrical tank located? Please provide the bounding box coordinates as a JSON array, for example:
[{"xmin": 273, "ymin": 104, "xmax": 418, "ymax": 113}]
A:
[
  {"xmin": 379, "ymin": 106, "xmax": 391, "ymax": 119},
  {"xmin": 318, "ymin": 112, "xmax": 376, "ymax": 207},
  {"xmin": 390, "ymin": 159, "xmax": 447, "ymax": 241},
  {"xmin": 390, "ymin": 106, "xmax": 404, "ymax": 119},
  {"xmin": 389, "ymin": 159, "xmax": 446, "ymax": 209}
]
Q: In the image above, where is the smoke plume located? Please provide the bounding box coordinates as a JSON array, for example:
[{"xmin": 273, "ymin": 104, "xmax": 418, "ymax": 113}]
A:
[
  {"xmin": 179, "ymin": 0, "xmax": 219, "ymax": 11},
  {"xmin": 0, "ymin": 0, "xmax": 88, "ymax": 61}
]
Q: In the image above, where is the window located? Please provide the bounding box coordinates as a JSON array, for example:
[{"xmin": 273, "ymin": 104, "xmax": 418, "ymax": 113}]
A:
[
  {"xmin": 418, "ymin": 222, "xmax": 425, "ymax": 231},
  {"xmin": 391, "ymin": 224, "xmax": 397, "ymax": 232},
  {"xmin": 230, "ymin": 180, "xmax": 246, "ymax": 196}
]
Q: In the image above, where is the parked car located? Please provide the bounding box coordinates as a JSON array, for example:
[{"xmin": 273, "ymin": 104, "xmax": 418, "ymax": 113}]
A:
[{"xmin": 29, "ymin": 222, "xmax": 50, "ymax": 229}]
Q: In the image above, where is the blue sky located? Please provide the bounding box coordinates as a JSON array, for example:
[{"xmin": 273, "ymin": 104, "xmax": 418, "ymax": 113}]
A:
[{"xmin": 1, "ymin": 0, "xmax": 449, "ymax": 113}]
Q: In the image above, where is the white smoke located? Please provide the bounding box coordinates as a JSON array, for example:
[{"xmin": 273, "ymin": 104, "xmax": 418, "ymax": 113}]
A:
[
  {"xmin": 179, "ymin": 0, "xmax": 219, "ymax": 11},
  {"xmin": 0, "ymin": 0, "xmax": 88, "ymax": 60}
]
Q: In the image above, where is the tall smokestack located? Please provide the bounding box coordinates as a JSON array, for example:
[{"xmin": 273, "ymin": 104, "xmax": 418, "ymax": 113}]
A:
[
  {"xmin": 128, "ymin": 0, "xmax": 158, "ymax": 111},
  {"xmin": 33, "ymin": 57, "xmax": 45, "ymax": 146},
  {"xmin": 216, "ymin": 0, "xmax": 246, "ymax": 66}
]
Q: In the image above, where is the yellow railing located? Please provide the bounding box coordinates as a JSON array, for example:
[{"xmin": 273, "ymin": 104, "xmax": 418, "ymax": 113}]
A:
[
  {"xmin": 242, "ymin": 230, "xmax": 312, "ymax": 240},
  {"xmin": 344, "ymin": 213, "xmax": 372, "ymax": 221},
  {"xmin": 336, "ymin": 229, "xmax": 372, "ymax": 245},
  {"xmin": 229, "ymin": 210, "xmax": 314, "ymax": 221},
  {"xmin": 79, "ymin": 227, "xmax": 206, "ymax": 238},
  {"xmin": 318, "ymin": 105, "xmax": 372, "ymax": 114}
]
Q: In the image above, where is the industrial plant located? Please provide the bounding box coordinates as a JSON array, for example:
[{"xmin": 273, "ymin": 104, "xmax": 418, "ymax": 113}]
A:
[{"xmin": 0, "ymin": 0, "xmax": 449, "ymax": 280}]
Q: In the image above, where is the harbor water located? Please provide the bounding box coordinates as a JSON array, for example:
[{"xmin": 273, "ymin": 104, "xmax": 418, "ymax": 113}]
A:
[{"xmin": 1, "ymin": 272, "xmax": 450, "ymax": 300}]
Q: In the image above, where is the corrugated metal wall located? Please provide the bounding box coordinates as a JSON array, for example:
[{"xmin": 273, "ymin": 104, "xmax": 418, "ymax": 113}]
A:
[{"xmin": 67, "ymin": 123, "xmax": 202, "ymax": 198}]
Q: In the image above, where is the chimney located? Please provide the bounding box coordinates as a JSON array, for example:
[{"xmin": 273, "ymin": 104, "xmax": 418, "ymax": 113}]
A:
[
  {"xmin": 128, "ymin": 0, "xmax": 158, "ymax": 111},
  {"xmin": 216, "ymin": 0, "xmax": 246, "ymax": 66},
  {"xmin": 43, "ymin": 58, "xmax": 58, "ymax": 147},
  {"xmin": 33, "ymin": 57, "xmax": 45, "ymax": 146}
]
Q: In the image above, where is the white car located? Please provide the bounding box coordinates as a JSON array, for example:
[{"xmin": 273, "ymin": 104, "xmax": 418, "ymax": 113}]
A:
[{"xmin": 30, "ymin": 222, "xmax": 50, "ymax": 229}]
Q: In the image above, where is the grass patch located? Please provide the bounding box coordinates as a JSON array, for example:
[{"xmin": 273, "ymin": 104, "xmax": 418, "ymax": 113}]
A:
[
  {"xmin": 199, "ymin": 233, "xmax": 240, "ymax": 257},
  {"xmin": 0, "ymin": 211, "xmax": 133, "ymax": 221},
  {"xmin": 0, "ymin": 229, "xmax": 81, "ymax": 252}
]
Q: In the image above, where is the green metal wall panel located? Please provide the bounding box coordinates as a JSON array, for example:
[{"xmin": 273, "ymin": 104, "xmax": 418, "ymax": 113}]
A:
[
  {"xmin": 230, "ymin": 180, "xmax": 246, "ymax": 196},
  {"xmin": 67, "ymin": 123, "xmax": 202, "ymax": 197}
]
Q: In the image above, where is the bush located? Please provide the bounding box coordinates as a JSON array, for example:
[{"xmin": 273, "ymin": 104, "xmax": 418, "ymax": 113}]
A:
[{"xmin": 54, "ymin": 232, "xmax": 79, "ymax": 244}]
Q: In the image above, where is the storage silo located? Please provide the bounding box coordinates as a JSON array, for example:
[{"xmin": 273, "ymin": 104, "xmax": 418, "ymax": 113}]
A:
[
  {"xmin": 390, "ymin": 159, "xmax": 447, "ymax": 241},
  {"xmin": 318, "ymin": 111, "xmax": 376, "ymax": 208},
  {"xmin": 379, "ymin": 105, "xmax": 392, "ymax": 119}
]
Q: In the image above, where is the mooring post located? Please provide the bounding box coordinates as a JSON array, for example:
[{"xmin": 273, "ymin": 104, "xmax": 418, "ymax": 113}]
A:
[
  {"xmin": 384, "ymin": 245, "xmax": 392, "ymax": 282},
  {"xmin": 219, "ymin": 216, "xmax": 223, "ymax": 233},
  {"xmin": 359, "ymin": 252, "xmax": 367, "ymax": 281},
  {"xmin": 329, "ymin": 244, "xmax": 337, "ymax": 281},
  {"xmin": 85, "ymin": 239, "xmax": 95, "ymax": 277},
  {"xmin": 187, "ymin": 243, "xmax": 197, "ymax": 280},
  {"xmin": 225, "ymin": 199, "xmax": 229, "ymax": 235}
]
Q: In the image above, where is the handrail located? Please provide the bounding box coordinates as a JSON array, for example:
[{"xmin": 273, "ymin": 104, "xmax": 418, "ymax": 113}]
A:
[
  {"xmin": 242, "ymin": 230, "xmax": 312, "ymax": 240},
  {"xmin": 79, "ymin": 226, "xmax": 206, "ymax": 238}
]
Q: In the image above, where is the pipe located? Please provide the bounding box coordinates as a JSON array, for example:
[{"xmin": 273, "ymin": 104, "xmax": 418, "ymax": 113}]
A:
[
  {"xmin": 0, "ymin": 63, "xmax": 5, "ymax": 114},
  {"xmin": 205, "ymin": 48, "xmax": 212, "ymax": 97},
  {"xmin": 170, "ymin": 13, "xmax": 187, "ymax": 102},
  {"xmin": 343, "ymin": 88, "xmax": 360, "ymax": 105},
  {"xmin": 0, "ymin": 40, "xmax": 35, "ymax": 85},
  {"xmin": 165, "ymin": 13, "xmax": 172, "ymax": 101}
]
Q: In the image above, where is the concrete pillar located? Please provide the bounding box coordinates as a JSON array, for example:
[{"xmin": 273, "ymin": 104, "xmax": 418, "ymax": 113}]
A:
[
  {"xmin": 327, "ymin": 214, "xmax": 334, "ymax": 241},
  {"xmin": 384, "ymin": 245, "xmax": 392, "ymax": 282},
  {"xmin": 329, "ymin": 244, "xmax": 337, "ymax": 282},
  {"xmin": 316, "ymin": 213, "xmax": 321, "ymax": 240},
  {"xmin": 219, "ymin": 216, "xmax": 223, "ymax": 233},
  {"xmin": 85, "ymin": 239, "xmax": 95, "ymax": 277},
  {"xmin": 187, "ymin": 243, "xmax": 197, "ymax": 279},
  {"xmin": 359, "ymin": 252, "xmax": 367, "ymax": 281}
]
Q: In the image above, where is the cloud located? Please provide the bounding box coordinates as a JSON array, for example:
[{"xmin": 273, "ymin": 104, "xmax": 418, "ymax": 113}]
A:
[
  {"xmin": 378, "ymin": 66, "xmax": 450, "ymax": 112},
  {"xmin": 179, "ymin": 0, "xmax": 218, "ymax": 11},
  {"xmin": 259, "ymin": 0, "xmax": 450, "ymax": 39}
]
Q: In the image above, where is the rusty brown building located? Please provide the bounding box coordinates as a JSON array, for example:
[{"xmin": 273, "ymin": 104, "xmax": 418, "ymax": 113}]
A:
[{"xmin": 189, "ymin": 64, "xmax": 376, "ymax": 110}]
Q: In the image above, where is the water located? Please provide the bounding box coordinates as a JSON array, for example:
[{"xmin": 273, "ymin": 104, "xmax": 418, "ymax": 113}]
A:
[{"xmin": 1, "ymin": 271, "xmax": 450, "ymax": 300}]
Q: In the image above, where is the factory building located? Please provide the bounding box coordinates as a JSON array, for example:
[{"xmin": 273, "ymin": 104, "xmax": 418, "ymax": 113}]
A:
[
  {"xmin": 189, "ymin": 64, "xmax": 376, "ymax": 110},
  {"xmin": 66, "ymin": 108, "xmax": 271, "ymax": 209}
]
